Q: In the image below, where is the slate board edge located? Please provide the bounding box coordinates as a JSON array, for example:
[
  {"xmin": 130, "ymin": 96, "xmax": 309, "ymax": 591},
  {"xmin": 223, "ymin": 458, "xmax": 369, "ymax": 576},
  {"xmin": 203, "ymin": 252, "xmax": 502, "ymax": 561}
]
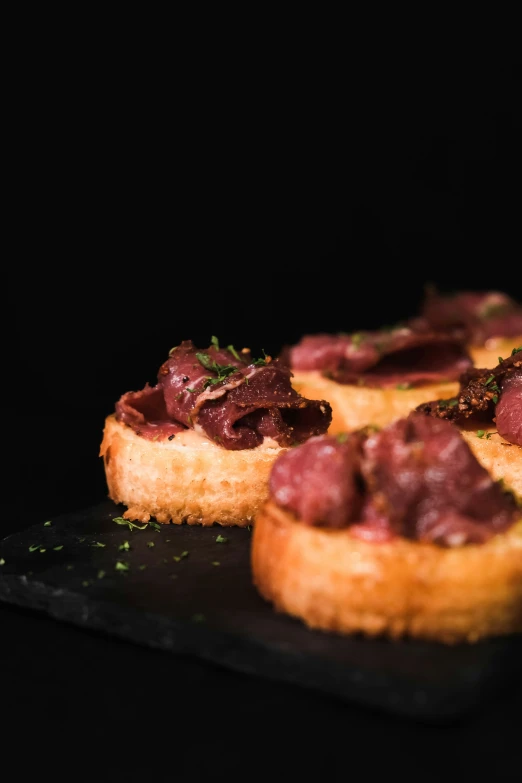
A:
[{"xmin": 0, "ymin": 572, "xmax": 492, "ymax": 723}]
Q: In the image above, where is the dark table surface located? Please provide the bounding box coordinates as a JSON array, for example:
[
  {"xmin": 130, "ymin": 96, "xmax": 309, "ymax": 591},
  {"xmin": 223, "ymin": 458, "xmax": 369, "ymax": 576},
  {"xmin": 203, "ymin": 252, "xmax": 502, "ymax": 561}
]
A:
[{"xmin": 5, "ymin": 412, "xmax": 521, "ymax": 781}]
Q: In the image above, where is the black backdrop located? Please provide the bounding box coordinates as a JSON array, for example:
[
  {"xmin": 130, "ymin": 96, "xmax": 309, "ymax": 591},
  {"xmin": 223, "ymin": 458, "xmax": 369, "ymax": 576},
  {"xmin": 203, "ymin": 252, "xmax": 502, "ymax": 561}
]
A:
[{"xmin": 10, "ymin": 47, "xmax": 522, "ymax": 777}]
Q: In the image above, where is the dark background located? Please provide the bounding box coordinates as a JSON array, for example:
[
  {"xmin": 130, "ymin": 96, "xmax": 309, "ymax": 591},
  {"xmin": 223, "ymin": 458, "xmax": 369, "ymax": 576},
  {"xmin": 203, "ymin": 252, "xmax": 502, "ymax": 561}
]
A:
[{"xmin": 10, "ymin": 46, "xmax": 522, "ymax": 778}]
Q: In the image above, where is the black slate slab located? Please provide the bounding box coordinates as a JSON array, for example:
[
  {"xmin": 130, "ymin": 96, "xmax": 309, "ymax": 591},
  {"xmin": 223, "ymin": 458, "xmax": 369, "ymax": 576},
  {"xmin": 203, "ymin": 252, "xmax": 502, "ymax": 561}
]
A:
[{"xmin": 1, "ymin": 499, "xmax": 520, "ymax": 723}]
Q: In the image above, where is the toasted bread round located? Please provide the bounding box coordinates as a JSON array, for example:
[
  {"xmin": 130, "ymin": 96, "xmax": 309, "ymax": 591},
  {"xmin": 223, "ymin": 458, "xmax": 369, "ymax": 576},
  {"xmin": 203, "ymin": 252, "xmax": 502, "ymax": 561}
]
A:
[
  {"xmin": 252, "ymin": 501, "xmax": 522, "ymax": 644},
  {"xmin": 459, "ymin": 422, "xmax": 522, "ymax": 499},
  {"xmin": 290, "ymin": 372, "xmax": 459, "ymax": 435},
  {"xmin": 100, "ymin": 414, "xmax": 288, "ymax": 526},
  {"xmin": 469, "ymin": 336, "xmax": 522, "ymax": 368}
]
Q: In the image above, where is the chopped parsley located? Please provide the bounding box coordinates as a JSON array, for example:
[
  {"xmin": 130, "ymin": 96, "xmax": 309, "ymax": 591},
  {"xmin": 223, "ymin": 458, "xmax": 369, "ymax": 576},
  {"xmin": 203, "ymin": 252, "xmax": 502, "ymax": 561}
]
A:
[
  {"xmin": 44, "ymin": 521, "xmax": 52, "ymax": 527},
  {"xmin": 115, "ymin": 561, "xmax": 129, "ymax": 572},
  {"xmin": 0, "ymin": 558, "xmax": 5, "ymax": 566},
  {"xmin": 97, "ymin": 569, "xmax": 105, "ymax": 580},
  {"xmin": 227, "ymin": 344, "xmax": 240, "ymax": 360},
  {"xmin": 196, "ymin": 352, "xmax": 238, "ymax": 388},
  {"xmin": 53, "ymin": 545, "xmax": 63, "ymax": 551},
  {"xmin": 118, "ymin": 541, "xmax": 131, "ymax": 552},
  {"xmin": 113, "ymin": 516, "xmax": 160, "ymax": 533},
  {"xmin": 28, "ymin": 544, "xmax": 41, "ymax": 552},
  {"xmin": 476, "ymin": 430, "xmax": 492, "ymax": 439},
  {"xmin": 93, "ymin": 542, "xmax": 106, "ymax": 548},
  {"xmin": 498, "ymin": 356, "xmax": 504, "ymax": 363},
  {"xmin": 216, "ymin": 534, "xmax": 228, "ymax": 543},
  {"xmin": 484, "ymin": 375, "xmax": 495, "ymax": 386},
  {"xmin": 147, "ymin": 541, "xmax": 155, "ymax": 548},
  {"xmin": 173, "ymin": 551, "xmax": 189, "ymax": 562},
  {"xmin": 513, "ymin": 346, "xmax": 522, "ymax": 355},
  {"xmin": 440, "ymin": 398, "xmax": 459, "ymax": 408},
  {"xmin": 212, "ymin": 561, "xmax": 220, "ymax": 566}
]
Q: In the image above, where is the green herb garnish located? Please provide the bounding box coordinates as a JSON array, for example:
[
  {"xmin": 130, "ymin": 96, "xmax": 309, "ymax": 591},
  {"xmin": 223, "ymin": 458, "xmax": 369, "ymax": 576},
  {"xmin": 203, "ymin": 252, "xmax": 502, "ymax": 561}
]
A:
[
  {"xmin": 97, "ymin": 570, "xmax": 105, "ymax": 579},
  {"xmin": 93, "ymin": 542, "xmax": 106, "ymax": 548},
  {"xmin": 476, "ymin": 430, "xmax": 492, "ymax": 439},
  {"xmin": 484, "ymin": 375, "xmax": 495, "ymax": 386},
  {"xmin": 0, "ymin": 558, "xmax": 5, "ymax": 566},
  {"xmin": 147, "ymin": 541, "xmax": 155, "ymax": 548},
  {"xmin": 216, "ymin": 534, "xmax": 228, "ymax": 543},
  {"xmin": 28, "ymin": 544, "xmax": 40, "ymax": 552},
  {"xmin": 113, "ymin": 517, "xmax": 149, "ymax": 532},
  {"xmin": 512, "ymin": 346, "xmax": 522, "ymax": 355},
  {"xmin": 227, "ymin": 344, "xmax": 240, "ymax": 360},
  {"xmin": 118, "ymin": 541, "xmax": 131, "ymax": 552},
  {"xmin": 44, "ymin": 521, "xmax": 52, "ymax": 527},
  {"xmin": 115, "ymin": 561, "xmax": 129, "ymax": 572},
  {"xmin": 53, "ymin": 545, "xmax": 63, "ymax": 551}
]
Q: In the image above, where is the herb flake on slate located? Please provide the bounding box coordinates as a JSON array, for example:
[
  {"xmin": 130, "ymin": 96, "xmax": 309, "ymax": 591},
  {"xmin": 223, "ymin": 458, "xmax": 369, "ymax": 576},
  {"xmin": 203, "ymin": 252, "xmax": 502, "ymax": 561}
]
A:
[{"xmin": 216, "ymin": 534, "xmax": 228, "ymax": 543}]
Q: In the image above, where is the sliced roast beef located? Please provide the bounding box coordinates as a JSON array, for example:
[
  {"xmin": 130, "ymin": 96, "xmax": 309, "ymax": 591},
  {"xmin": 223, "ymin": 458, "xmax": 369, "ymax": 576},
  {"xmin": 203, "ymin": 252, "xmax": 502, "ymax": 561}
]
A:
[
  {"xmin": 286, "ymin": 328, "xmax": 472, "ymax": 388},
  {"xmin": 416, "ymin": 349, "xmax": 522, "ymax": 446},
  {"xmin": 495, "ymin": 370, "xmax": 522, "ymax": 446},
  {"xmin": 415, "ymin": 288, "xmax": 522, "ymax": 344},
  {"xmin": 114, "ymin": 339, "xmax": 332, "ymax": 450},
  {"xmin": 269, "ymin": 413, "xmax": 519, "ymax": 546}
]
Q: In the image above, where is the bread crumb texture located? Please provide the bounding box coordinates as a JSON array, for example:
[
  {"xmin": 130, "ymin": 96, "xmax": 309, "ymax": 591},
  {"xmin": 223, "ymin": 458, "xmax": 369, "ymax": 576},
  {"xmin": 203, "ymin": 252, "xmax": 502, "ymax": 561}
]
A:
[
  {"xmin": 251, "ymin": 501, "xmax": 522, "ymax": 644},
  {"xmin": 100, "ymin": 414, "xmax": 286, "ymax": 527}
]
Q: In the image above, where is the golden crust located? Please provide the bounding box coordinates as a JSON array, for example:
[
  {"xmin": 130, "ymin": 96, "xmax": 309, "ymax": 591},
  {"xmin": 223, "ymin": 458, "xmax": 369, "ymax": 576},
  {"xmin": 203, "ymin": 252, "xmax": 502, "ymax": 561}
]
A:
[
  {"xmin": 459, "ymin": 422, "xmax": 522, "ymax": 499},
  {"xmin": 100, "ymin": 414, "xmax": 287, "ymax": 527},
  {"xmin": 291, "ymin": 372, "xmax": 459, "ymax": 435},
  {"xmin": 469, "ymin": 336, "xmax": 522, "ymax": 368},
  {"xmin": 251, "ymin": 501, "xmax": 522, "ymax": 644}
]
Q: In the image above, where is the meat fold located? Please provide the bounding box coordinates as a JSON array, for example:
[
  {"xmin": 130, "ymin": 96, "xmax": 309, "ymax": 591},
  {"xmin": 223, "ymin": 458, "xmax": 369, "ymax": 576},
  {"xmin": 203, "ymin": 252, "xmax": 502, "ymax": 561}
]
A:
[
  {"xmin": 413, "ymin": 287, "xmax": 522, "ymax": 344},
  {"xmin": 269, "ymin": 413, "xmax": 519, "ymax": 546},
  {"xmin": 284, "ymin": 327, "xmax": 472, "ymax": 388},
  {"xmin": 115, "ymin": 339, "xmax": 332, "ymax": 450}
]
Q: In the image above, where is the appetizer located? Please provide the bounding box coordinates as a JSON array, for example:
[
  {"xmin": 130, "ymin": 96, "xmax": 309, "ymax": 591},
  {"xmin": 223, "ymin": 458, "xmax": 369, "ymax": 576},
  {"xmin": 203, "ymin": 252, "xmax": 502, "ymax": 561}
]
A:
[
  {"xmin": 100, "ymin": 337, "xmax": 332, "ymax": 527},
  {"xmin": 252, "ymin": 412, "xmax": 522, "ymax": 644}
]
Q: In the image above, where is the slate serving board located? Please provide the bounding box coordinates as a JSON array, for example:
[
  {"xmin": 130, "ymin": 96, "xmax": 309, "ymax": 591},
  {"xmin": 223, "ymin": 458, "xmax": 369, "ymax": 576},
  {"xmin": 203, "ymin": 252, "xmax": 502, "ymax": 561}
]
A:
[{"xmin": 1, "ymin": 499, "xmax": 520, "ymax": 722}]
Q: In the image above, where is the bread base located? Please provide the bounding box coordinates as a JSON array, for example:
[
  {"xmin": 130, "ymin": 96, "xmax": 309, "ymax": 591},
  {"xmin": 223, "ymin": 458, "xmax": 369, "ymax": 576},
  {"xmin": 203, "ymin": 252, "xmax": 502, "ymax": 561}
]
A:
[
  {"xmin": 469, "ymin": 336, "xmax": 522, "ymax": 368},
  {"xmin": 100, "ymin": 414, "xmax": 287, "ymax": 526},
  {"xmin": 459, "ymin": 423, "xmax": 522, "ymax": 499},
  {"xmin": 252, "ymin": 502, "xmax": 522, "ymax": 644},
  {"xmin": 290, "ymin": 373, "xmax": 459, "ymax": 434}
]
